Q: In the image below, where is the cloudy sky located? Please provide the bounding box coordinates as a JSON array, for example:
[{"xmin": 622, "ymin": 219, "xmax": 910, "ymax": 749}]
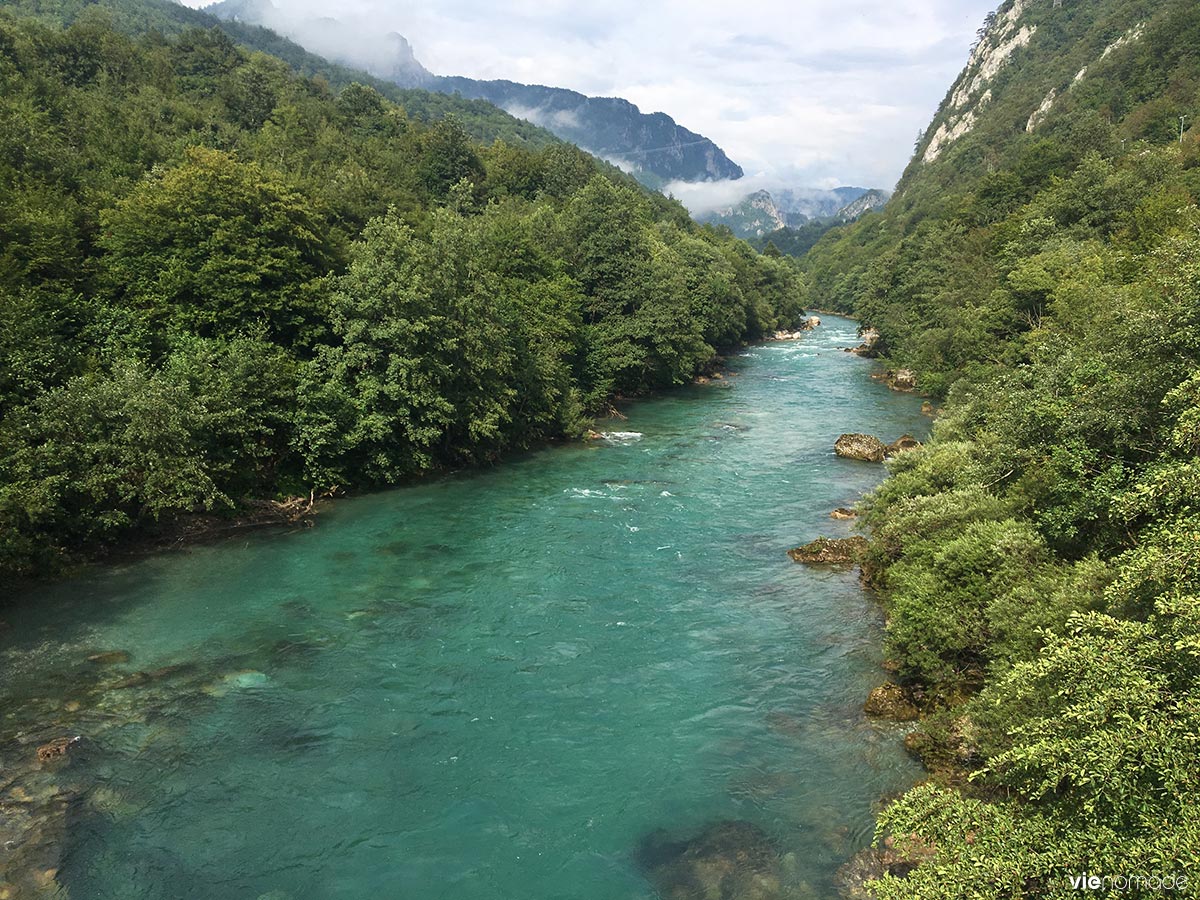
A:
[{"xmin": 190, "ymin": 0, "xmax": 999, "ymax": 193}]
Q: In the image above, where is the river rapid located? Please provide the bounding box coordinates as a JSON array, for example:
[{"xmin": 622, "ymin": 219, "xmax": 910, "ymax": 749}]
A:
[{"xmin": 0, "ymin": 315, "xmax": 928, "ymax": 899}]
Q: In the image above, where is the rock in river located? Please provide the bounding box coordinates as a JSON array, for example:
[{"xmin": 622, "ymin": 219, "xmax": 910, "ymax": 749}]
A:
[
  {"xmin": 787, "ymin": 537, "xmax": 868, "ymax": 566},
  {"xmin": 863, "ymin": 683, "xmax": 919, "ymax": 722},
  {"xmin": 36, "ymin": 736, "xmax": 80, "ymax": 763},
  {"xmin": 834, "ymin": 434, "xmax": 887, "ymax": 463},
  {"xmin": 637, "ymin": 820, "xmax": 785, "ymax": 900}
]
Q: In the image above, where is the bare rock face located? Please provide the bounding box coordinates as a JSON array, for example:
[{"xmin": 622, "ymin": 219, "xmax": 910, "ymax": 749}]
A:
[
  {"xmin": 863, "ymin": 683, "xmax": 919, "ymax": 722},
  {"xmin": 835, "ymin": 434, "xmax": 887, "ymax": 462},
  {"xmin": 637, "ymin": 820, "xmax": 785, "ymax": 900},
  {"xmin": 787, "ymin": 536, "xmax": 868, "ymax": 565}
]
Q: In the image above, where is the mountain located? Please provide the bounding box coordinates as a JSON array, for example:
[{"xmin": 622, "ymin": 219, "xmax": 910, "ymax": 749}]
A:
[
  {"xmin": 702, "ymin": 187, "xmax": 889, "ymax": 255},
  {"xmin": 207, "ymin": 0, "xmax": 435, "ymax": 87},
  {"xmin": 203, "ymin": 0, "xmax": 743, "ymax": 186},
  {"xmin": 833, "ymin": 187, "xmax": 888, "ymax": 221},
  {"xmin": 771, "ymin": 186, "xmax": 874, "ymax": 224},
  {"xmin": 431, "ymin": 77, "xmax": 743, "ymax": 185},
  {"xmin": 697, "ymin": 190, "xmax": 788, "ymax": 238},
  {"xmin": 801, "ymin": 0, "xmax": 1200, "ymax": 893}
]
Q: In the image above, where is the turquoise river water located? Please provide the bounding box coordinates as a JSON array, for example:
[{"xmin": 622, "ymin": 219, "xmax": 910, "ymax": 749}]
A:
[{"xmin": 1, "ymin": 316, "xmax": 928, "ymax": 899}]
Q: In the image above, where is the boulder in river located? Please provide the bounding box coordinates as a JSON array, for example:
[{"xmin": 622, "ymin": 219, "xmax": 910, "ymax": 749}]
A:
[
  {"xmin": 637, "ymin": 820, "xmax": 785, "ymax": 900},
  {"xmin": 787, "ymin": 536, "xmax": 868, "ymax": 565},
  {"xmin": 863, "ymin": 683, "xmax": 919, "ymax": 722},
  {"xmin": 834, "ymin": 434, "xmax": 887, "ymax": 462},
  {"xmin": 830, "ymin": 508, "xmax": 857, "ymax": 520}
]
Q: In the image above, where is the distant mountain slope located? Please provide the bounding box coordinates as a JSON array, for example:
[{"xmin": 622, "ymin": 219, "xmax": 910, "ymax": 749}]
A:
[
  {"xmin": 700, "ymin": 187, "xmax": 889, "ymax": 258},
  {"xmin": 3, "ymin": 0, "xmax": 558, "ymax": 149},
  {"xmin": 697, "ymin": 190, "xmax": 788, "ymax": 238},
  {"xmin": 833, "ymin": 188, "xmax": 888, "ymax": 221},
  {"xmin": 431, "ymin": 77, "xmax": 743, "ymax": 185},
  {"xmin": 204, "ymin": 0, "xmax": 743, "ymax": 185}
]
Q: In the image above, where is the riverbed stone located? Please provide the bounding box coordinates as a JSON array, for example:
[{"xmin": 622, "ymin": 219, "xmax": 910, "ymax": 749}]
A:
[
  {"xmin": 637, "ymin": 820, "xmax": 785, "ymax": 900},
  {"xmin": 88, "ymin": 650, "xmax": 131, "ymax": 665},
  {"xmin": 787, "ymin": 536, "xmax": 868, "ymax": 565},
  {"xmin": 834, "ymin": 434, "xmax": 887, "ymax": 462},
  {"xmin": 35, "ymin": 736, "xmax": 79, "ymax": 763},
  {"xmin": 863, "ymin": 683, "xmax": 919, "ymax": 721}
]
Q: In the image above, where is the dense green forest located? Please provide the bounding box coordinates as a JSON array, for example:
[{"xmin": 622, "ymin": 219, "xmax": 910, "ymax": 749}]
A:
[
  {"xmin": 3, "ymin": 0, "xmax": 561, "ymax": 148},
  {"xmin": 0, "ymin": 11, "xmax": 803, "ymax": 579},
  {"xmin": 801, "ymin": 0, "xmax": 1200, "ymax": 893}
]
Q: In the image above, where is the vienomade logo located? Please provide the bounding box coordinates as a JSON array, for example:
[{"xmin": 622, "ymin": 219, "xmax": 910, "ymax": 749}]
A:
[{"xmin": 1068, "ymin": 872, "xmax": 1189, "ymax": 892}]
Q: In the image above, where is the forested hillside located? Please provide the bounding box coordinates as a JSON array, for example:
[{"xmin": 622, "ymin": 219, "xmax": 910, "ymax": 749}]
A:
[
  {"xmin": 3, "ymin": 0, "xmax": 559, "ymax": 149},
  {"xmin": 0, "ymin": 11, "xmax": 803, "ymax": 580},
  {"xmin": 801, "ymin": 0, "xmax": 1200, "ymax": 893}
]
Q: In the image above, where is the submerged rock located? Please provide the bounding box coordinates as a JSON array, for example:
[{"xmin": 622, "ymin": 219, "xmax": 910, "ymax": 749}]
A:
[
  {"xmin": 637, "ymin": 820, "xmax": 785, "ymax": 900},
  {"xmin": 834, "ymin": 838, "xmax": 935, "ymax": 899},
  {"xmin": 863, "ymin": 683, "xmax": 919, "ymax": 722},
  {"xmin": 834, "ymin": 434, "xmax": 887, "ymax": 463},
  {"xmin": 788, "ymin": 537, "xmax": 868, "ymax": 566},
  {"xmin": 203, "ymin": 670, "xmax": 269, "ymax": 697},
  {"xmin": 87, "ymin": 650, "xmax": 131, "ymax": 666},
  {"xmin": 35, "ymin": 736, "xmax": 80, "ymax": 763}
]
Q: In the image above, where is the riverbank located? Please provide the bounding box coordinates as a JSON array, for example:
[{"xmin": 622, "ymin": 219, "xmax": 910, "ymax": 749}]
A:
[{"xmin": 1, "ymin": 316, "xmax": 928, "ymax": 899}]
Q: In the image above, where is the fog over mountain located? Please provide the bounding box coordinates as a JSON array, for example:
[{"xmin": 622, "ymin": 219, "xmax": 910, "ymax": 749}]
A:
[
  {"xmin": 190, "ymin": 0, "xmax": 999, "ymax": 190},
  {"xmin": 205, "ymin": 0, "xmax": 744, "ymax": 185}
]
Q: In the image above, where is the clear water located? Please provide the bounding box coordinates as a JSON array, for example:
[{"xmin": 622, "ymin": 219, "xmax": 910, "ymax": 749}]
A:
[{"xmin": 1, "ymin": 316, "xmax": 927, "ymax": 899}]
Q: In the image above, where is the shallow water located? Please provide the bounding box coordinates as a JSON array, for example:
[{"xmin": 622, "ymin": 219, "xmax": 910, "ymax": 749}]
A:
[{"xmin": 2, "ymin": 316, "xmax": 927, "ymax": 899}]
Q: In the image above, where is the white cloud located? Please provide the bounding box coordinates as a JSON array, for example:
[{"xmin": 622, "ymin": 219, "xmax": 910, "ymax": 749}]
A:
[{"xmin": 189, "ymin": 0, "xmax": 1000, "ymax": 189}]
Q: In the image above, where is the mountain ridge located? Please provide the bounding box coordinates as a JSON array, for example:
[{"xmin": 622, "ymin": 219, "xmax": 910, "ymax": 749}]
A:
[{"xmin": 203, "ymin": 0, "xmax": 743, "ymax": 185}]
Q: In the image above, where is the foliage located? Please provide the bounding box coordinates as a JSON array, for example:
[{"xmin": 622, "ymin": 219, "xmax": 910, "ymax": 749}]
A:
[
  {"xmin": 0, "ymin": 13, "xmax": 803, "ymax": 578},
  {"xmin": 797, "ymin": 0, "xmax": 1200, "ymax": 893}
]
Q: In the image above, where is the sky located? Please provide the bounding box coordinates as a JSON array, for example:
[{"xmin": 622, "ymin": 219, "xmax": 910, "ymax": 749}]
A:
[{"xmin": 188, "ymin": 0, "xmax": 1000, "ymax": 196}]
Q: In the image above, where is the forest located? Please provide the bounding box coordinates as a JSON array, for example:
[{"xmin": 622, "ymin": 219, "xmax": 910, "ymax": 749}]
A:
[
  {"xmin": 0, "ymin": 11, "xmax": 803, "ymax": 579},
  {"xmin": 800, "ymin": 0, "xmax": 1200, "ymax": 893}
]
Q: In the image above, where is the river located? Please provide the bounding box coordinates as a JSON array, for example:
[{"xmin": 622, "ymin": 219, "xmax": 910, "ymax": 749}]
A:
[{"xmin": 0, "ymin": 315, "xmax": 927, "ymax": 899}]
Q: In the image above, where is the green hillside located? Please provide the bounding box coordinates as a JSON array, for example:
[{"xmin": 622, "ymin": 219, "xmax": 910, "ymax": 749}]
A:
[
  {"xmin": 2, "ymin": 0, "xmax": 559, "ymax": 148},
  {"xmin": 0, "ymin": 10, "xmax": 803, "ymax": 579},
  {"xmin": 801, "ymin": 0, "xmax": 1200, "ymax": 893}
]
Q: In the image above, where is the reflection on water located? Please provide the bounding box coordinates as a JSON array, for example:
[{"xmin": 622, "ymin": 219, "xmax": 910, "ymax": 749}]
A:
[{"xmin": 1, "ymin": 317, "xmax": 927, "ymax": 899}]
